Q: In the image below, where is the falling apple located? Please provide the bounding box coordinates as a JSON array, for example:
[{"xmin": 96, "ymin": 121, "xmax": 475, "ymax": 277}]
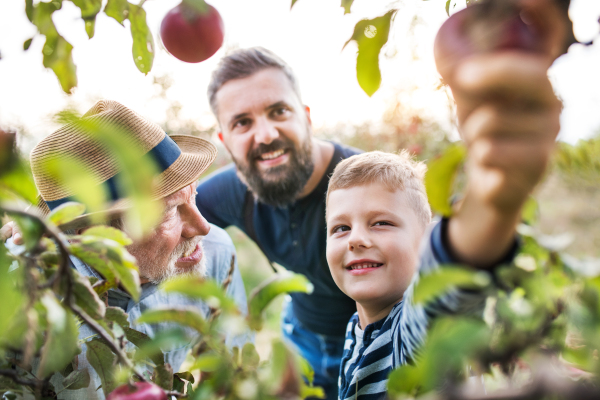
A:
[
  {"xmin": 106, "ymin": 382, "xmax": 167, "ymax": 400},
  {"xmin": 160, "ymin": 0, "xmax": 224, "ymax": 63}
]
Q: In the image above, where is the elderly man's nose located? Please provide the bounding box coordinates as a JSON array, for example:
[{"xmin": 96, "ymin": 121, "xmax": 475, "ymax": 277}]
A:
[
  {"xmin": 183, "ymin": 207, "xmax": 211, "ymax": 238},
  {"xmin": 254, "ymin": 118, "xmax": 279, "ymax": 145}
]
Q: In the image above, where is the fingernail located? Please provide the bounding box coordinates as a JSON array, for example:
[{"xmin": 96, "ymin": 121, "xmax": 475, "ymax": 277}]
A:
[{"xmin": 14, "ymin": 233, "xmax": 22, "ymax": 244}]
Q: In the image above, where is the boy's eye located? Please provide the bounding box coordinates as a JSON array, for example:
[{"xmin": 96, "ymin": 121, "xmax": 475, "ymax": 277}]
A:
[
  {"xmin": 332, "ymin": 225, "xmax": 350, "ymax": 234},
  {"xmin": 373, "ymin": 221, "xmax": 392, "ymax": 227}
]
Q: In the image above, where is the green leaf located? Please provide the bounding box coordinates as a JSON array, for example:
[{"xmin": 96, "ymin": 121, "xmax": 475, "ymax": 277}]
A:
[
  {"xmin": 93, "ymin": 279, "xmax": 118, "ymax": 297},
  {"xmin": 104, "ymin": 0, "xmax": 130, "ymax": 25},
  {"xmin": 62, "ymin": 369, "xmax": 91, "ymax": 391},
  {"xmin": 341, "ymin": 0, "xmax": 353, "ymax": 14},
  {"xmin": 190, "ymin": 353, "xmax": 222, "ymax": 372},
  {"xmin": 0, "ymin": 157, "xmax": 38, "ymax": 204},
  {"xmin": 47, "ymin": 201, "xmax": 86, "ymax": 226},
  {"xmin": 521, "ymin": 197, "xmax": 539, "ymax": 225},
  {"xmin": 241, "ymin": 343, "xmax": 260, "ymax": 370},
  {"xmin": 25, "ymin": 0, "xmax": 34, "ymax": 21},
  {"xmin": 83, "ymin": 226, "xmax": 133, "ymax": 246},
  {"xmin": 291, "ymin": 0, "xmax": 299, "ymax": 9},
  {"xmin": 24, "ymin": 38, "xmax": 34, "ymax": 51},
  {"xmin": 31, "ymin": 0, "xmax": 77, "ymax": 94},
  {"xmin": 68, "ymin": 269, "xmax": 106, "ymax": 320},
  {"xmin": 128, "ymin": 4, "xmax": 154, "ymax": 75},
  {"xmin": 154, "ymin": 363, "xmax": 173, "ymax": 390},
  {"xmin": 424, "ymin": 144, "xmax": 467, "ymax": 217},
  {"xmin": 387, "ymin": 363, "xmax": 422, "ymax": 396},
  {"xmin": 160, "ymin": 276, "xmax": 237, "ymax": 313},
  {"xmin": 38, "ymin": 294, "xmax": 81, "ymax": 378},
  {"xmin": 137, "ymin": 307, "xmax": 207, "ymax": 334},
  {"xmin": 69, "ymin": 237, "xmax": 141, "ymax": 301},
  {"xmin": 343, "ymin": 10, "xmax": 396, "ymax": 96},
  {"xmin": 0, "ymin": 249, "xmax": 25, "ymax": 341},
  {"xmin": 248, "ymin": 271, "xmax": 313, "ymax": 330},
  {"xmin": 174, "ymin": 371, "xmax": 195, "ymax": 384},
  {"xmin": 105, "ymin": 307, "xmax": 129, "ymax": 328},
  {"xmin": 131, "ymin": 328, "xmax": 189, "ymax": 366},
  {"xmin": 71, "ymin": 0, "xmax": 102, "ymax": 38},
  {"xmin": 412, "ymin": 266, "xmax": 490, "ymax": 305},
  {"xmin": 86, "ymin": 339, "xmax": 118, "ymax": 396}
]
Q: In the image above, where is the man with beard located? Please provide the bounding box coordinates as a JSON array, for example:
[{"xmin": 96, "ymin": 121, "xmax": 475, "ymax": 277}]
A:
[
  {"xmin": 196, "ymin": 48, "xmax": 362, "ymax": 399},
  {"xmin": 5, "ymin": 100, "xmax": 249, "ymax": 399}
]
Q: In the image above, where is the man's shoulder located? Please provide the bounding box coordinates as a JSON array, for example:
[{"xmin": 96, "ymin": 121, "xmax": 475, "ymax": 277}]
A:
[{"xmin": 332, "ymin": 141, "xmax": 363, "ymax": 160}]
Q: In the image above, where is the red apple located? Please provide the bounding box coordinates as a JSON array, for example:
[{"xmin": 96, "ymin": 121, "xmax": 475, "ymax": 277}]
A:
[
  {"xmin": 434, "ymin": 0, "xmax": 576, "ymax": 84},
  {"xmin": 160, "ymin": 1, "xmax": 224, "ymax": 63},
  {"xmin": 106, "ymin": 382, "xmax": 167, "ymax": 400}
]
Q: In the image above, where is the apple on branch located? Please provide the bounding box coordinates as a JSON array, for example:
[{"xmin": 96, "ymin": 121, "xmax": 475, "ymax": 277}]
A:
[
  {"xmin": 160, "ymin": 0, "xmax": 225, "ymax": 63},
  {"xmin": 106, "ymin": 382, "xmax": 167, "ymax": 400}
]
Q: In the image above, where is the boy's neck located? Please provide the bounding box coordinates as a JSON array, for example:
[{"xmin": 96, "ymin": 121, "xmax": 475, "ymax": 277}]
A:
[{"xmin": 356, "ymin": 299, "xmax": 400, "ymax": 329}]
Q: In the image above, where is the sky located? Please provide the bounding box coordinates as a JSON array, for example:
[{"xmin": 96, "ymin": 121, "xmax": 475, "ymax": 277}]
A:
[{"xmin": 0, "ymin": 0, "xmax": 599, "ymax": 153}]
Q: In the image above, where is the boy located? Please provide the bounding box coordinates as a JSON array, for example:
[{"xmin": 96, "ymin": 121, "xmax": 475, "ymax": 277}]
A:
[{"xmin": 326, "ymin": 82, "xmax": 558, "ymax": 399}]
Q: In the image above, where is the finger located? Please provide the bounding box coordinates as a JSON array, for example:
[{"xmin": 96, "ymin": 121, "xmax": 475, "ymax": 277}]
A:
[
  {"xmin": 460, "ymin": 104, "xmax": 560, "ymax": 145},
  {"xmin": 0, "ymin": 223, "xmax": 12, "ymax": 243},
  {"xmin": 453, "ymin": 52, "xmax": 556, "ymax": 105},
  {"xmin": 468, "ymin": 137, "xmax": 554, "ymax": 176}
]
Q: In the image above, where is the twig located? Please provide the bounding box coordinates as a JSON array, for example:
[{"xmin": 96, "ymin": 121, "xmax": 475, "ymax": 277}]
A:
[
  {"xmin": 221, "ymin": 254, "xmax": 236, "ymax": 292},
  {"xmin": 0, "ymin": 368, "xmax": 38, "ymax": 387},
  {"xmin": 70, "ymin": 304, "xmax": 147, "ymax": 381}
]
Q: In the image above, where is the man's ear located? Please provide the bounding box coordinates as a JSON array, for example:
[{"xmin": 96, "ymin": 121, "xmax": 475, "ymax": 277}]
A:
[
  {"xmin": 304, "ymin": 105, "xmax": 312, "ymax": 127},
  {"xmin": 218, "ymin": 132, "xmax": 224, "ymax": 143}
]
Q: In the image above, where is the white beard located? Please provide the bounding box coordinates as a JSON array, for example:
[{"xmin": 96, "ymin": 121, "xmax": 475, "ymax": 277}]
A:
[{"xmin": 138, "ymin": 240, "xmax": 207, "ymax": 284}]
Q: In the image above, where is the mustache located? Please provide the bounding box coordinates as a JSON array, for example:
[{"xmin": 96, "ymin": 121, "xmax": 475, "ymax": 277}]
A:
[
  {"xmin": 174, "ymin": 238, "xmax": 202, "ymax": 259},
  {"xmin": 247, "ymin": 139, "xmax": 291, "ymax": 160}
]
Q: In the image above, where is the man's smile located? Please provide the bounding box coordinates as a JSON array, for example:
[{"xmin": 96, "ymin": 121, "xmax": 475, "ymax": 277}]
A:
[
  {"xmin": 177, "ymin": 243, "xmax": 203, "ymax": 264},
  {"xmin": 256, "ymin": 148, "xmax": 290, "ymax": 168}
]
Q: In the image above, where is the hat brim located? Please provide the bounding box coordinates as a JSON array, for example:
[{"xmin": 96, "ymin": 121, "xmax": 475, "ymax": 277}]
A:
[{"xmin": 36, "ymin": 135, "xmax": 217, "ymax": 232}]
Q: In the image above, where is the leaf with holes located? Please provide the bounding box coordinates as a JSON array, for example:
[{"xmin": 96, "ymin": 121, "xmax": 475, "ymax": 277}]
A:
[
  {"xmin": 129, "ymin": 4, "xmax": 154, "ymax": 74},
  {"xmin": 343, "ymin": 10, "xmax": 396, "ymax": 96}
]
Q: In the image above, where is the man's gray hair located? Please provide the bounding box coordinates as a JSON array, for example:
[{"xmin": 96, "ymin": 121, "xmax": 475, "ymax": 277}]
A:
[{"xmin": 207, "ymin": 47, "xmax": 302, "ymax": 118}]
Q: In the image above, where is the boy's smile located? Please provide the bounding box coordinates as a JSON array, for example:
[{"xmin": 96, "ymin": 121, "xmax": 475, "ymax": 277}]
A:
[{"xmin": 326, "ymin": 182, "xmax": 426, "ymax": 326}]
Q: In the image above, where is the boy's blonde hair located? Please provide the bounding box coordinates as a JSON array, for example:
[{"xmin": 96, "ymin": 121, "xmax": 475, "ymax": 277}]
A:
[{"xmin": 327, "ymin": 151, "xmax": 432, "ymax": 227}]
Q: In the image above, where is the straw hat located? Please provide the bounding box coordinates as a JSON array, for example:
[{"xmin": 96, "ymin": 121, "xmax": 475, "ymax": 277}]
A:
[{"xmin": 30, "ymin": 100, "xmax": 217, "ymax": 230}]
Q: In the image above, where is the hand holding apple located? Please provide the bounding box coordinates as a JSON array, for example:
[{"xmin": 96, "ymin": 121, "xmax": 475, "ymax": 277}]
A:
[{"xmin": 160, "ymin": 0, "xmax": 224, "ymax": 63}]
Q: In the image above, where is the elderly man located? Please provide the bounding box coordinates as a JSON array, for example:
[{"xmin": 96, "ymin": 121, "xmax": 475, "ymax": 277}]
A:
[{"xmin": 5, "ymin": 100, "xmax": 249, "ymax": 399}]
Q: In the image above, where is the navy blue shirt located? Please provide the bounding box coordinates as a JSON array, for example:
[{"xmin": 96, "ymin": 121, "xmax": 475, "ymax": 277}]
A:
[{"xmin": 196, "ymin": 142, "xmax": 362, "ymax": 336}]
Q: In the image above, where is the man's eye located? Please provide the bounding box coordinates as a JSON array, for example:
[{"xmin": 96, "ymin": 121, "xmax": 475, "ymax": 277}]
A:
[
  {"xmin": 233, "ymin": 118, "xmax": 251, "ymax": 130},
  {"xmin": 332, "ymin": 225, "xmax": 350, "ymax": 234},
  {"xmin": 272, "ymin": 107, "xmax": 288, "ymax": 118}
]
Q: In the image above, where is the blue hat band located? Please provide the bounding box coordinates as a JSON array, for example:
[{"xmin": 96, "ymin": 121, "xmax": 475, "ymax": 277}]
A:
[{"xmin": 45, "ymin": 134, "xmax": 182, "ymax": 211}]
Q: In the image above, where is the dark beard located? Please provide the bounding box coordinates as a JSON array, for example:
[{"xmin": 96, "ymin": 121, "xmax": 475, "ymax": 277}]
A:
[{"xmin": 233, "ymin": 137, "xmax": 314, "ymax": 208}]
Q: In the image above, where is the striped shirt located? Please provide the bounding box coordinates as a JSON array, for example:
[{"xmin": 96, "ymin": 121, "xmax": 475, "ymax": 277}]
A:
[{"xmin": 338, "ymin": 220, "xmax": 493, "ymax": 400}]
